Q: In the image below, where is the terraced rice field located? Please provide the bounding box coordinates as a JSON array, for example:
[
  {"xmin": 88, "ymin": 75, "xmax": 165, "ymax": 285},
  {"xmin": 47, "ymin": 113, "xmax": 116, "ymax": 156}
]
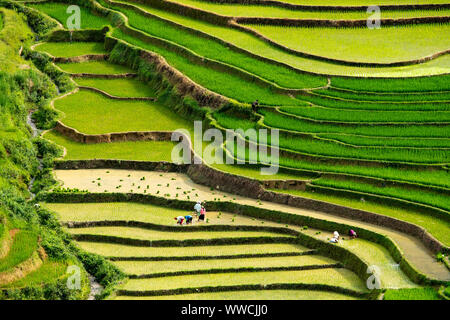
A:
[
  {"xmin": 50, "ymin": 169, "xmax": 450, "ymax": 282},
  {"xmin": 28, "ymin": 2, "xmax": 110, "ymax": 29},
  {"xmin": 22, "ymin": 0, "xmax": 450, "ymax": 301},
  {"xmin": 55, "ymin": 61, "xmax": 134, "ymax": 75},
  {"xmin": 113, "ymin": 290, "xmax": 361, "ymax": 300},
  {"xmin": 102, "ymin": 0, "xmax": 450, "ymax": 77},
  {"xmin": 246, "ymin": 24, "xmax": 450, "ymax": 63},
  {"xmin": 34, "ymin": 42, "xmax": 106, "ymax": 57},
  {"xmin": 44, "ymin": 200, "xmax": 418, "ymax": 289},
  {"xmin": 53, "ymin": 90, "xmax": 191, "ymax": 134},
  {"xmin": 74, "ymin": 78, "xmax": 157, "ymax": 98},
  {"xmin": 166, "ymin": 0, "xmax": 450, "ymax": 20},
  {"xmin": 43, "ymin": 131, "xmax": 175, "ymax": 161},
  {"xmin": 43, "ymin": 200, "xmax": 369, "ymax": 298}
]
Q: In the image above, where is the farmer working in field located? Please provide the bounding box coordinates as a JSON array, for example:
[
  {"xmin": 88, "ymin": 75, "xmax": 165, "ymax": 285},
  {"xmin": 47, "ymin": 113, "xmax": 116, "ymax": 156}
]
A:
[
  {"xmin": 330, "ymin": 231, "xmax": 340, "ymax": 243},
  {"xmin": 185, "ymin": 215, "xmax": 193, "ymax": 225},
  {"xmin": 349, "ymin": 229, "xmax": 357, "ymax": 239},
  {"xmin": 175, "ymin": 216, "xmax": 185, "ymax": 225},
  {"xmin": 194, "ymin": 201, "xmax": 202, "ymax": 217},
  {"xmin": 198, "ymin": 206, "xmax": 206, "ymax": 222}
]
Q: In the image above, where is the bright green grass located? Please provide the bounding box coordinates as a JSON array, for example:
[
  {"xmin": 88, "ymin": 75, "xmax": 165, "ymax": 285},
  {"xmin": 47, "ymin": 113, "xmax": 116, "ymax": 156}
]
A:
[
  {"xmin": 121, "ymin": 268, "xmax": 367, "ymax": 291},
  {"xmin": 210, "ymin": 163, "xmax": 315, "ymax": 181},
  {"xmin": 113, "ymin": 255, "xmax": 336, "ymax": 275},
  {"xmin": 56, "ymin": 60, "xmax": 134, "ymax": 75},
  {"xmin": 43, "ymin": 130, "xmax": 175, "ymax": 161},
  {"xmin": 0, "ymin": 231, "xmax": 38, "ymax": 273},
  {"xmin": 317, "ymin": 134, "xmax": 450, "ymax": 149},
  {"xmin": 74, "ymin": 78, "xmax": 157, "ymax": 97},
  {"xmin": 331, "ymin": 75, "xmax": 450, "ymax": 92},
  {"xmin": 0, "ymin": 260, "xmax": 66, "ymax": 288},
  {"xmin": 53, "ymin": 90, "xmax": 192, "ymax": 134},
  {"xmin": 312, "ymin": 177, "xmax": 450, "ymax": 212},
  {"xmin": 223, "ymin": 142, "xmax": 450, "ymax": 189},
  {"xmin": 0, "ymin": 11, "xmax": 3, "ymax": 31},
  {"xmin": 0, "ymin": 8, "xmax": 33, "ymax": 73},
  {"xmin": 259, "ymin": 109, "xmax": 449, "ymax": 138},
  {"xmin": 384, "ymin": 288, "xmax": 441, "ymax": 300},
  {"xmin": 231, "ymin": 141, "xmax": 450, "ymax": 211},
  {"xmin": 167, "ymin": 0, "xmax": 450, "ymax": 19},
  {"xmin": 28, "ymin": 2, "xmax": 110, "ymax": 29},
  {"xmin": 111, "ymin": 29, "xmax": 304, "ymax": 106},
  {"xmin": 105, "ymin": 0, "xmax": 326, "ymax": 89},
  {"xmin": 317, "ymin": 88, "xmax": 450, "ymax": 102},
  {"xmin": 298, "ymin": 94, "xmax": 450, "ymax": 111},
  {"xmin": 34, "ymin": 42, "xmax": 106, "ymax": 58},
  {"xmin": 107, "ymin": 1, "xmax": 450, "ymax": 77},
  {"xmin": 217, "ymin": 112, "xmax": 450, "ymax": 163},
  {"xmin": 276, "ymin": 0, "xmax": 450, "ymax": 5},
  {"xmin": 65, "ymin": 226, "xmax": 292, "ymax": 240},
  {"xmin": 275, "ymin": 188, "xmax": 450, "ymax": 245},
  {"xmin": 77, "ymin": 242, "xmax": 307, "ymax": 257},
  {"xmin": 279, "ymin": 105, "xmax": 450, "ymax": 123},
  {"xmin": 245, "ymin": 24, "xmax": 450, "ymax": 63},
  {"xmin": 114, "ymin": 289, "xmax": 360, "ymax": 300}
]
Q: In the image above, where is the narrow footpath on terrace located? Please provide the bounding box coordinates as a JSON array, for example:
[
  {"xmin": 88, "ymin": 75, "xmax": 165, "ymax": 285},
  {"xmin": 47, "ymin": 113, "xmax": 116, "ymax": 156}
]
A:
[{"xmin": 53, "ymin": 169, "xmax": 450, "ymax": 282}]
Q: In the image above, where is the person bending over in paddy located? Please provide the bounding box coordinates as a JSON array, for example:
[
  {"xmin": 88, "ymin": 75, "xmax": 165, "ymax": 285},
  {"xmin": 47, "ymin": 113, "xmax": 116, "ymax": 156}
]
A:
[
  {"xmin": 185, "ymin": 215, "xmax": 193, "ymax": 225},
  {"xmin": 349, "ymin": 229, "xmax": 357, "ymax": 239},
  {"xmin": 330, "ymin": 231, "xmax": 340, "ymax": 243},
  {"xmin": 198, "ymin": 206, "xmax": 206, "ymax": 222},
  {"xmin": 175, "ymin": 216, "xmax": 185, "ymax": 225}
]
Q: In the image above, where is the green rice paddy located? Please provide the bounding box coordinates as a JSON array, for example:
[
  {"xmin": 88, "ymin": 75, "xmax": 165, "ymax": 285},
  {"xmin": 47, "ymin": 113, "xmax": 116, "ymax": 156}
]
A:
[
  {"xmin": 34, "ymin": 41, "xmax": 106, "ymax": 57},
  {"xmin": 0, "ymin": 260, "xmax": 67, "ymax": 288},
  {"xmin": 74, "ymin": 78, "xmax": 157, "ymax": 97},
  {"xmin": 218, "ymin": 112, "xmax": 450, "ymax": 163},
  {"xmin": 383, "ymin": 287, "xmax": 442, "ymax": 300},
  {"xmin": 331, "ymin": 74, "xmax": 450, "ymax": 92},
  {"xmin": 106, "ymin": 0, "xmax": 450, "ymax": 77},
  {"xmin": 28, "ymin": 2, "xmax": 110, "ymax": 29},
  {"xmin": 43, "ymin": 131, "xmax": 175, "ymax": 161},
  {"xmin": 53, "ymin": 90, "xmax": 192, "ymax": 134},
  {"xmin": 167, "ymin": 0, "xmax": 450, "ymax": 20},
  {"xmin": 271, "ymin": 0, "xmax": 450, "ymax": 6},
  {"xmin": 56, "ymin": 60, "xmax": 134, "ymax": 75},
  {"xmin": 0, "ymin": 231, "xmax": 38, "ymax": 273},
  {"xmin": 23, "ymin": 0, "xmax": 450, "ymax": 300},
  {"xmin": 246, "ymin": 24, "xmax": 450, "ymax": 63},
  {"xmin": 316, "ymin": 88, "xmax": 450, "ymax": 102}
]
